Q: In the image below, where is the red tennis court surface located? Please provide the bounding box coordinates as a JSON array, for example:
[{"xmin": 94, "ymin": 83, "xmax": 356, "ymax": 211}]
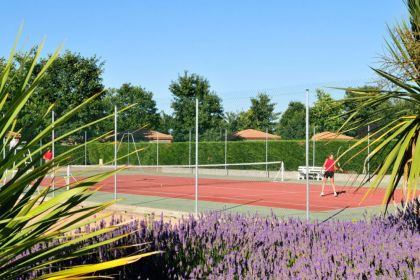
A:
[{"xmin": 47, "ymin": 174, "xmax": 411, "ymax": 212}]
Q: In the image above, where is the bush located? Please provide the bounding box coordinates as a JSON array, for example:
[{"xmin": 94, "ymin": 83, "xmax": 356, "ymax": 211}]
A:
[
  {"xmin": 58, "ymin": 140, "xmax": 388, "ymax": 172},
  {"xmin": 28, "ymin": 201, "xmax": 419, "ymax": 279}
]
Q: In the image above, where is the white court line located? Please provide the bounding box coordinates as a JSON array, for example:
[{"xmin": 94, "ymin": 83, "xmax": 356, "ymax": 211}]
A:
[
  {"xmin": 197, "ymin": 184, "xmax": 322, "ymax": 194},
  {"xmin": 124, "ymin": 183, "xmax": 324, "ymax": 196},
  {"xmin": 113, "ymin": 180, "xmax": 362, "ymax": 200},
  {"xmin": 117, "ymin": 179, "xmax": 325, "ymax": 195},
  {"xmin": 117, "ymin": 188, "xmax": 341, "ymax": 210}
]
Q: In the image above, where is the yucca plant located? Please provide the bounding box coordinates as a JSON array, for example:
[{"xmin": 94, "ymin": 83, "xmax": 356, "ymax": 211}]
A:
[
  {"xmin": 337, "ymin": 0, "xmax": 420, "ymax": 210},
  {"xmin": 0, "ymin": 29, "xmax": 156, "ymax": 279}
]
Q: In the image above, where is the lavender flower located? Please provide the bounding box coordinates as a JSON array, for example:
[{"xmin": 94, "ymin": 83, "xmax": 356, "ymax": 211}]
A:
[{"xmin": 20, "ymin": 200, "xmax": 419, "ymax": 279}]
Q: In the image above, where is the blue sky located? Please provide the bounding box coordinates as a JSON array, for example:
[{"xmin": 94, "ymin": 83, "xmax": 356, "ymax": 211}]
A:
[{"xmin": 0, "ymin": 0, "xmax": 408, "ymax": 114}]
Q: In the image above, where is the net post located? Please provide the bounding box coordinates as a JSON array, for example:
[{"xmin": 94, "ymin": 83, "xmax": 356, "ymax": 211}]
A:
[
  {"xmin": 313, "ymin": 126, "xmax": 315, "ymax": 166},
  {"xmin": 305, "ymin": 89, "xmax": 310, "ymax": 222},
  {"xmin": 52, "ymin": 110, "xmax": 55, "ymax": 197},
  {"xmin": 114, "ymin": 105, "xmax": 117, "ymax": 200},
  {"xmin": 84, "ymin": 131, "xmax": 87, "ymax": 166},
  {"xmin": 66, "ymin": 165, "xmax": 70, "ymax": 191},
  {"xmin": 281, "ymin": 161, "xmax": 284, "ymax": 182},
  {"xmin": 195, "ymin": 98, "xmax": 199, "ymax": 215}
]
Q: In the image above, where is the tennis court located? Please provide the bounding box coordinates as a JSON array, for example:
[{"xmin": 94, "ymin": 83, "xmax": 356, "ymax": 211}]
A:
[{"xmin": 43, "ymin": 163, "xmax": 411, "ymax": 215}]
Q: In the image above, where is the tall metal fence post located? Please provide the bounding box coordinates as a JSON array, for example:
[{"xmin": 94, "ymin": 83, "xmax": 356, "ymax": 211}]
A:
[
  {"xmin": 195, "ymin": 98, "xmax": 199, "ymax": 215},
  {"xmin": 225, "ymin": 129, "xmax": 228, "ymax": 175},
  {"xmin": 114, "ymin": 106, "xmax": 118, "ymax": 200},
  {"xmin": 189, "ymin": 129, "xmax": 192, "ymax": 172},
  {"xmin": 305, "ymin": 89, "xmax": 310, "ymax": 222}
]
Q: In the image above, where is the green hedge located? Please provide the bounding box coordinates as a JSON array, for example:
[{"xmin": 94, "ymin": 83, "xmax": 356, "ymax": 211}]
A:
[{"xmin": 55, "ymin": 140, "xmax": 388, "ymax": 172}]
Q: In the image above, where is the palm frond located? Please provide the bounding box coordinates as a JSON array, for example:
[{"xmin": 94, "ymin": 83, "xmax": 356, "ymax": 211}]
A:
[
  {"xmin": 338, "ymin": 0, "xmax": 419, "ymax": 209},
  {"xmin": 0, "ymin": 30, "xmax": 153, "ymax": 278}
]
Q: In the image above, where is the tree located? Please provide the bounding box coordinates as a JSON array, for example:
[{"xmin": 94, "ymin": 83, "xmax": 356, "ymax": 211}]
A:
[
  {"xmin": 224, "ymin": 111, "xmax": 252, "ymax": 134},
  {"xmin": 339, "ymin": 0, "xmax": 420, "ymax": 209},
  {"xmin": 277, "ymin": 101, "xmax": 306, "ymax": 139},
  {"xmin": 12, "ymin": 50, "xmax": 107, "ymax": 140},
  {"xmin": 1, "ymin": 49, "xmax": 47, "ymax": 138},
  {"xmin": 224, "ymin": 93, "xmax": 279, "ymax": 135},
  {"xmin": 158, "ymin": 111, "xmax": 174, "ymax": 135},
  {"xmin": 41, "ymin": 51, "xmax": 105, "ymax": 133},
  {"xmin": 247, "ymin": 93, "xmax": 279, "ymax": 133},
  {"xmin": 310, "ymin": 89, "xmax": 344, "ymax": 133},
  {"xmin": 237, "ymin": 111, "xmax": 252, "ymax": 130},
  {"xmin": 224, "ymin": 112, "xmax": 241, "ymax": 133},
  {"xmin": 169, "ymin": 71, "xmax": 224, "ymax": 141},
  {"xmin": 105, "ymin": 83, "xmax": 160, "ymax": 134}
]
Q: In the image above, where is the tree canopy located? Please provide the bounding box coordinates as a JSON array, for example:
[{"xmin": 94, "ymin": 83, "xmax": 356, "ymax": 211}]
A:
[
  {"xmin": 247, "ymin": 93, "xmax": 278, "ymax": 133},
  {"xmin": 105, "ymin": 83, "xmax": 160, "ymax": 134},
  {"xmin": 1, "ymin": 50, "xmax": 106, "ymax": 140},
  {"xmin": 277, "ymin": 101, "xmax": 306, "ymax": 139},
  {"xmin": 39, "ymin": 51, "xmax": 105, "ymax": 133},
  {"xmin": 310, "ymin": 89, "xmax": 344, "ymax": 133},
  {"xmin": 169, "ymin": 71, "xmax": 224, "ymax": 141},
  {"xmin": 223, "ymin": 94, "xmax": 279, "ymax": 135},
  {"xmin": 3, "ymin": 49, "xmax": 417, "ymax": 143}
]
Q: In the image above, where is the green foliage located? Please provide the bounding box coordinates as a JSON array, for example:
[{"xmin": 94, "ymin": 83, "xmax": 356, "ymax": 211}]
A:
[
  {"xmin": 379, "ymin": 0, "xmax": 419, "ymax": 85},
  {"xmin": 338, "ymin": 0, "xmax": 420, "ymax": 208},
  {"xmin": 169, "ymin": 71, "xmax": 224, "ymax": 141},
  {"xmin": 1, "ymin": 50, "xmax": 107, "ymax": 141},
  {"xmin": 105, "ymin": 83, "xmax": 160, "ymax": 133},
  {"xmin": 277, "ymin": 101, "xmax": 306, "ymax": 139},
  {"xmin": 158, "ymin": 111, "xmax": 175, "ymax": 134},
  {"xmin": 246, "ymin": 93, "xmax": 279, "ymax": 132},
  {"xmin": 0, "ymin": 32, "xmax": 152, "ymax": 278},
  {"xmin": 342, "ymin": 86, "xmax": 396, "ymax": 137},
  {"xmin": 36, "ymin": 51, "xmax": 106, "ymax": 138},
  {"xmin": 310, "ymin": 89, "xmax": 344, "ymax": 132},
  {"xmin": 224, "ymin": 111, "xmax": 242, "ymax": 133},
  {"xmin": 224, "ymin": 93, "xmax": 279, "ymax": 134}
]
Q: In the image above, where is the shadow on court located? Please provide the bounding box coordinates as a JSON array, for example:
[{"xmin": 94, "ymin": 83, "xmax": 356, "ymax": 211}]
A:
[
  {"xmin": 131, "ymin": 193, "xmax": 194, "ymax": 206},
  {"xmin": 322, "ymin": 190, "xmax": 347, "ymax": 197},
  {"xmin": 320, "ymin": 206, "xmax": 350, "ymax": 224},
  {"xmin": 214, "ymin": 199, "xmax": 263, "ymax": 212}
]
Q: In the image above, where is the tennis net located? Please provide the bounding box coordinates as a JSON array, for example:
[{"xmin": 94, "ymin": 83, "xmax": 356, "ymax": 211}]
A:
[{"xmin": 65, "ymin": 161, "xmax": 285, "ymax": 182}]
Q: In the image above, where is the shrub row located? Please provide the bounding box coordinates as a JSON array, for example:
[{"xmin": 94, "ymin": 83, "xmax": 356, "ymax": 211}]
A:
[
  {"xmin": 57, "ymin": 140, "xmax": 388, "ymax": 172},
  {"xmin": 25, "ymin": 201, "xmax": 420, "ymax": 279}
]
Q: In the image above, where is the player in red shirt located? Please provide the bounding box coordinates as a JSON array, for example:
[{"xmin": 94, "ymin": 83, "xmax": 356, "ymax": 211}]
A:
[
  {"xmin": 43, "ymin": 149, "xmax": 53, "ymax": 162},
  {"xmin": 320, "ymin": 153, "xmax": 341, "ymax": 197}
]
